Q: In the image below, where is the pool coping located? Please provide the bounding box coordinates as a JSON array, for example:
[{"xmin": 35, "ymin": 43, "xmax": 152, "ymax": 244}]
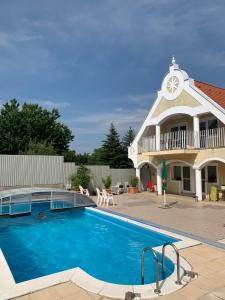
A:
[{"xmin": 0, "ymin": 207, "xmax": 200, "ymax": 300}]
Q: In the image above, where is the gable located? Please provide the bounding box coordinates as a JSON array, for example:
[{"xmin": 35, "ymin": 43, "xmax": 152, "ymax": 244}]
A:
[{"xmin": 151, "ymin": 90, "xmax": 201, "ymax": 118}]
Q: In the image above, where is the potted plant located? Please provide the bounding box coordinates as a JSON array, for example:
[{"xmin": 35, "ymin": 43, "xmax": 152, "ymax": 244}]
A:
[
  {"xmin": 129, "ymin": 176, "xmax": 139, "ymax": 193},
  {"xmin": 70, "ymin": 165, "xmax": 91, "ymax": 191},
  {"xmin": 102, "ymin": 175, "xmax": 112, "ymax": 193},
  {"xmin": 70, "ymin": 174, "xmax": 80, "ymax": 191}
]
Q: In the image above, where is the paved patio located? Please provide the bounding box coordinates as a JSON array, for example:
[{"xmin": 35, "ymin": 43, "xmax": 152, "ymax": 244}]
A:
[
  {"xmin": 13, "ymin": 192, "xmax": 225, "ymax": 299},
  {"xmin": 103, "ymin": 192, "xmax": 225, "ymax": 241}
]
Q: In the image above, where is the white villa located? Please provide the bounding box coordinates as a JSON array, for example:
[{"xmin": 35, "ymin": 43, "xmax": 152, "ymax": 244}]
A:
[{"xmin": 128, "ymin": 58, "xmax": 225, "ymax": 201}]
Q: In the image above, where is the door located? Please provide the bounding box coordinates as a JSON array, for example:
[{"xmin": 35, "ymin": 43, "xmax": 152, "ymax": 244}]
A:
[{"xmin": 182, "ymin": 166, "xmax": 191, "ymax": 192}]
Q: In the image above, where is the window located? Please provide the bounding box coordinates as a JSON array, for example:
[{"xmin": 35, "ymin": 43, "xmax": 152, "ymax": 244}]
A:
[
  {"xmin": 172, "ymin": 166, "xmax": 181, "ymax": 180},
  {"xmin": 208, "ymin": 119, "xmax": 218, "ymax": 130},
  {"xmin": 207, "ymin": 165, "xmax": 217, "ymax": 183}
]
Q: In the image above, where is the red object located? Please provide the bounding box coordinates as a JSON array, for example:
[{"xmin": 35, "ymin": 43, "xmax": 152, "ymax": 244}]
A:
[
  {"xmin": 147, "ymin": 180, "xmax": 154, "ymax": 191},
  {"xmin": 194, "ymin": 80, "xmax": 225, "ymax": 109}
]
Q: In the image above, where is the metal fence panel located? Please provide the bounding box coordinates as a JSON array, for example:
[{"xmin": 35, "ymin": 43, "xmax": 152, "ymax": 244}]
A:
[
  {"xmin": 0, "ymin": 155, "xmax": 64, "ymax": 187},
  {"xmin": 0, "ymin": 155, "xmax": 135, "ymax": 191}
]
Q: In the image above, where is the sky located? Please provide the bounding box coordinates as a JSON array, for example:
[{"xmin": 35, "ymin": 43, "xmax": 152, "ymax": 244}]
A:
[{"xmin": 0, "ymin": 1, "xmax": 225, "ymax": 153}]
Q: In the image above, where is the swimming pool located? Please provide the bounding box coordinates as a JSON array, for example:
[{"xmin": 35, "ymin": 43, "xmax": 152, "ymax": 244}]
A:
[{"xmin": 0, "ymin": 201, "xmax": 178, "ymax": 285}]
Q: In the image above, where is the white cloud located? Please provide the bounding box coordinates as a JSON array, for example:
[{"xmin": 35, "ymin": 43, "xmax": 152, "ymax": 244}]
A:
[
  {"xmin": 70, "ymin": 107, "xmax": 148, "ymax": 133},
  {"xmin": 24, "ymin": 99, "xmax": 71, "ymax": 109},
  {"xmin": 128, "ymin": 93, "xmax": 155, "ymax": 103}
]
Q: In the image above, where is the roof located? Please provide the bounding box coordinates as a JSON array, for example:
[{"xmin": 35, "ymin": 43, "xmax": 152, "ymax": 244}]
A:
[{"xmin": 194, "ymin": 80, "xmax": 225, "ymax": 110}]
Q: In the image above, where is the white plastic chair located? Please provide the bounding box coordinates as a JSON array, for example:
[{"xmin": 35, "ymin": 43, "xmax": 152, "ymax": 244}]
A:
[
  {"xmin": 79, "ymin": 185, "xmax": 90, "ymax": 197},
  {"xmin": 102, "ymin": 189, "xmax": 115, "ymax": 206},
  {"xmin": 64, "ymin": 183, "xmax": 71, "ymax": 190},
  {"xmin": 111, "ymin": 182, "xmax": 124, "ymax": 194},
  {"xmin": 124, "ymin": 182, "xmax": 129, "ymax": 193},
  {"xmin": 96, "ymin": 188, "xmax": 103, "ymax": 205}
]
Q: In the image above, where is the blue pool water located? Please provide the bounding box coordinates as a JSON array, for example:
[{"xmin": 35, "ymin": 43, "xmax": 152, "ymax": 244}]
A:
[{"xmin": 0, "ymin": 202, "xmax": 178, "ymax": 285}]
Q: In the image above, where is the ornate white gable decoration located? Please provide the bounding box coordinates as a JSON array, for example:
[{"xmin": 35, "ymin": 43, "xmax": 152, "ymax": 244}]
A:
[{"xmin": 161, "ymin": 56, "xmax": 189, "ymax": 100}]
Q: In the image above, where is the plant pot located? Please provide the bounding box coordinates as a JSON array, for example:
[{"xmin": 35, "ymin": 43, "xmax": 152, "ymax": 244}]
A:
[
  {"xmin": 106, "ymin": 188, "xmax": 112, "ymax": 194},
  {"xmin": 129, "ymin": 187, "xmax": 138, "ymax": 193}
]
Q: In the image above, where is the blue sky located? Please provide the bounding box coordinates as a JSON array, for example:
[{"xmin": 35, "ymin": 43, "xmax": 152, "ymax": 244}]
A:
[{"xmin": 0, "ymin": 1, "xmax": 225, "ymax": 153}]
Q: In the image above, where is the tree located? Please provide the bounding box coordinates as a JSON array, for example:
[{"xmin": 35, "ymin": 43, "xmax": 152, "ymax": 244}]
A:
[
  {"xmin": 0, "ymin": 99, "xmax": 74, "ymax": 154},
  {"xmin": 25, "ymin": 141, "xmax": 57, "ymax": 155},
  {"xmin": 122, "ymin": 127, "xmax": 135, "ymax": 150},
  {"xmin": 88, "ymin": 148, "xmax": 105, "ymax": 165},
  {"xmin": 101, "ymin": 123, "xmax": 123, "ymax": 168},
  {"xmin": 75, "ymin": 152, "xmax": 90, "ymax": 165},
  {"xmin": 63, "ymin": 150, "xmax": 76, "ymax": 162},
  {"xmin": 120, "ymin": 127, "xmax": 135, "ymax": 168},
  {"xmin": 86, "ymin": 125, "xmax": 135, "ymax": 168}
]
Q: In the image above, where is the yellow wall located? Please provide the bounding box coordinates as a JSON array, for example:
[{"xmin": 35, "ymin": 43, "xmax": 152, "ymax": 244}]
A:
[
  {"xmin": 194, "ymin": 148, "xmax": 225, "ymax": 167},
  {"xmin": 218, "ymin": 162, "xmax": 225, "ymax": 185},
  {"xmin": 166, "ymin": 165, "xmax": 181, "ymax": 194},
  {"xmin": 152, "ymin": 90, "xmax": 201, "ymax": 118}
]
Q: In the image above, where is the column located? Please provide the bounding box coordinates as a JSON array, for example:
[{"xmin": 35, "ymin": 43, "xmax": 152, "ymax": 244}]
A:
[
  {"xmin": 136, "ymin": 168, "xmax": 141, "ymax": 192},
  {"xmin": 193, "ymin": 116, "xmax": 200, "ymax": 148},
  {"xmin": 156, "ymin": 166, "xmax": 162, "ymax": 195},
  {"xmin": 195, "ymin": 168, "xmax": 202, "ymax": 201},
  {"xmin": 155, "ymin": 124, "xmax": 161, "ymax": 151}
]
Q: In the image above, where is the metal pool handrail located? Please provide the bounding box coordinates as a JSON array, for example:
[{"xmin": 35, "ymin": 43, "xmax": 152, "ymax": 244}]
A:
[
  {"xmin": 162, "ymin": 242, "xmax": 182, "ymax": 285},
  {"xmin": 141, "ymin": 247, "xmax": 161, "ymax": 294}
]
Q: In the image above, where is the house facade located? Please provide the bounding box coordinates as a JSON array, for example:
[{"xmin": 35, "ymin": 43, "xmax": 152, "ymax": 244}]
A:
[{"xmin": 128, "ymin": 58, "xmax": 225, "ymax": 201}]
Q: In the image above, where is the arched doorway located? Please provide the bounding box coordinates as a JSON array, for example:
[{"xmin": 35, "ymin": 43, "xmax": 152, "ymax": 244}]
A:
[
  {"xmin": 138, "ymin": 161, "xmax": 157, "ymax": 191},
  {"xmin": 195, "ymin": 158, "xmax": 225, "ymax": 200}
]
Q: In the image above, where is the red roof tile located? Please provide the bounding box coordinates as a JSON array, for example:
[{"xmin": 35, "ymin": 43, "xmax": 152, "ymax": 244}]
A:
[{"xmin": 194, "ymin": 80, "xmax": 225, "ymax": 110}]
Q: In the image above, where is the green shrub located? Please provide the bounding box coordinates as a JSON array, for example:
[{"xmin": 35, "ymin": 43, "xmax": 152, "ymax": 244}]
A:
[
  {"xmin": 102, "ymin": 175, "xmax": 112, "ymax": 189},
  {"xmin": 70, "ymin": 165, "xmax": 91, "ymax": 189},
  {"xmin": 130, "ymin": 176, "xmax": 139, "ymax": 187},
  {"xmin": 70, "ymin": 174, "xmax": 80, "ymax": 190}
]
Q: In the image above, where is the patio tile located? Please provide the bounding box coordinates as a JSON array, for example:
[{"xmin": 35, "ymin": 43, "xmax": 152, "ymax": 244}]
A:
[
  {"xmin": 12, "ymin": 296, "xmax": 31, "ymax": 300},
  {"xmin": 87, "ymin": 292, "xmax": 103, "ymax": 299},
  {"xmin": 198, "ymin": 294, "xmax": 223, "ymax": 300},
  {"xmin": 29, "ymin": 288, "xmax": 60, "ymax": 300},
  {"xmin": 50, "ymin": 282, "xmax": 84, "ymax": 298},
  {"xmin": 62, "ymin": 291, "xmax": 92, "ymax": 300},
  {"xmin": 212, "ymin": 286, "xmax": 225, "ymax": 299}
]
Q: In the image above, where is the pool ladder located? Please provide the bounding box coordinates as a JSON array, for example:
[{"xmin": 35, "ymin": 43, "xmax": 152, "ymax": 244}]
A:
[{"xmin": 141, "ymin": 242, "xmax": 182, "ymax": 295}]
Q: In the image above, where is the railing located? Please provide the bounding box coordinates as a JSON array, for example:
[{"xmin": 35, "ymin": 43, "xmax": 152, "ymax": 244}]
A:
[
  {"xmin": 141, "ymin": 247, "xmax": 161, "ymax": 294},
  {"xmin": 162, "ymin": 242, "xmax": 182, "ymax": 285},
  {"xmin": 138, "ymin": 127, "xmax": 225, "ymax": 153},
  {"xmin": 199, "ymin": 127, "xmax": 225, "ymax": 149},
  {"xmin": 160, "ymin": 130, "xmax": 195, "ymax": 151}
]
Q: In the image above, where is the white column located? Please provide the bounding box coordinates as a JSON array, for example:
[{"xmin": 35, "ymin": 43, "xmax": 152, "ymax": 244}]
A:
[
  {"xmin": 195, "ymin": 168, "xmax": 202, "ymax": 201},
  {"xmin": 155, "ymin": 124, "xmax": 161, "ymax": 151},
  {"xmin": 136, "ymin": 168, "xmax": 141, "ymax": 191},
  {"xmin": 156, "ymin": 166, "xmax": 162, "ymax": 195},
  {"xmin": 193, "ymin": 116, "xmax": 200, "ymax": 148}
]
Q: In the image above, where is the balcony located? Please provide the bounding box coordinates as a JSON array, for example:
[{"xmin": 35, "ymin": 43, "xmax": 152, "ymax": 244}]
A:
[{"xmin": 138, "ymin": 127, "xmax": 225, "ymax": 153}]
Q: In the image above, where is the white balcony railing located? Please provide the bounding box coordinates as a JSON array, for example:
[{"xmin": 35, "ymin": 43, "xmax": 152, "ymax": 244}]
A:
[
  {"xmin": 138, "ymin": 127, "xmax": 225, "ymax": 153},
  {"xmin": 199, "ymin": 127, "xmax": 225, "ymax": 149},
  {"xmin": 160, "ymin": 130, "xmax": 195, "ymax": 151}
]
